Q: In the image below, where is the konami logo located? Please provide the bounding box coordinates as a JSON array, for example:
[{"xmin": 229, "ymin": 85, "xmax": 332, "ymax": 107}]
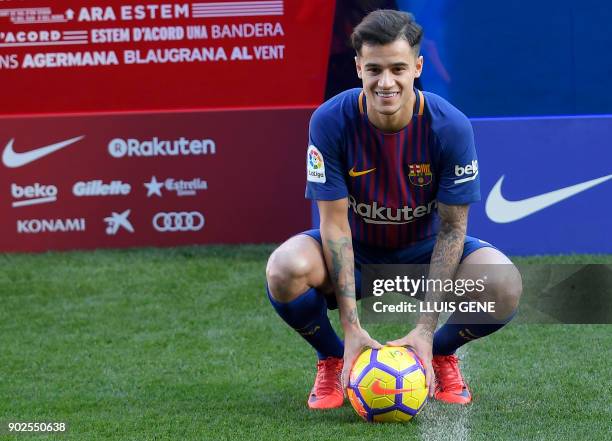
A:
[{"xmin": 17, "ymin": 218, "xmax": 86, "ymax": 234}]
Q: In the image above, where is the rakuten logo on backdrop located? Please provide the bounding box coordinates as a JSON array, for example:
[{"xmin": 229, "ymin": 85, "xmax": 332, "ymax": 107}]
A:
[
  {"xmin": 108, "ymin": 137, "xmax": 216, "ymax": 158},
  {"xmin": 11, "ymin": 183, "xmax": 58, "ymax": 207},
  {"xmin": 73, "ymin": 180, "xmax": 131, "ymax": 197}
]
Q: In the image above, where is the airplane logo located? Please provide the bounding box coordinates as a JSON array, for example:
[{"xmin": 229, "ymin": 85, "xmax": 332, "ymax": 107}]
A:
[{"xmin": 104, "ymin": 209, "xmax": 135, "ymax": 235}]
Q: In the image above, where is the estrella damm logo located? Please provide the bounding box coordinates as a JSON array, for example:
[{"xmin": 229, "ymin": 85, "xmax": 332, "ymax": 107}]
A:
[{"xmin": 408, "ymin": 163, "xmax": 432, "ymax": 186}]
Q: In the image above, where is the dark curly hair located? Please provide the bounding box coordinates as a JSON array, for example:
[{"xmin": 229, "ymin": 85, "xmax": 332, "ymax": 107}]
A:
[{"xmin": 351, "ymin": 9, "xmax": 423, "ymax": 55}]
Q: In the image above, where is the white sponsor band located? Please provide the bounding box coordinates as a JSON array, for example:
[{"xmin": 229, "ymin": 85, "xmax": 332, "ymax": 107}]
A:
[
  {"xmin": 109, "ymin": 137, "xmax": 216, "ymax": 158},
  {"xmin": 17, "ymin": 218, "xmax": 85, "ymax": 233},
  {"xmin": 73, "ymin": 180, "xmax": 131, "ymax": 196}
]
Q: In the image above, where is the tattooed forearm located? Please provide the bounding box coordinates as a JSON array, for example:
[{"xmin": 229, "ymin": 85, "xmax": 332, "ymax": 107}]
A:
[
  {"xmin": 342, "ymin": 307, "xmax": 359, "ymax": 325},
  {"xmin": 419, "ymin": 204, "xmax": 469, "ymax": 331},
  {"xmin": 326, "ymin": 237, "xmax": 356, "ymax": 299}
]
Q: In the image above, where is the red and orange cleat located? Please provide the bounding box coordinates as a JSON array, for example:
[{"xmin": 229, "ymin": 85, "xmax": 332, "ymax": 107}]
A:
[
  {"xmin": 432, "ymin": 354, "xmax": 472, "ymax": 404},
  {"xmin": 307, "ymin": 357, "xmax": 344, "ymax": 409}
]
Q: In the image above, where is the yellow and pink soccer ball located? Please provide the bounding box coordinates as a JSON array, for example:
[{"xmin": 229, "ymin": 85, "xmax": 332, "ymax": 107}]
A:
[{"xmin": 347, "ymin": 346, "xmax": 428, "ymax": 423}]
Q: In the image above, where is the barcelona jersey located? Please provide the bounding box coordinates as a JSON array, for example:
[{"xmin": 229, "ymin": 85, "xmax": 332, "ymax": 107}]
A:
[{"xmin": 305, "ymin": 88, "xmax": 480, "ymax": 249}]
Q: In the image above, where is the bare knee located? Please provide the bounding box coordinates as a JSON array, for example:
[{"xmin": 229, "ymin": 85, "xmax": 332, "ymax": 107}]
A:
[
  {"xmin": 266, "ymin": 236, "xmax": 329, "ymax": 303},
  {"xmin": 485, "ymin": 265, "xmax": 523, "ymax": 319}
]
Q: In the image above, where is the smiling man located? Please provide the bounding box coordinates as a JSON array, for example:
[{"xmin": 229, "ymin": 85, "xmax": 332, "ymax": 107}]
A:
[{"xmin": 266, "ymin": 10, "xmax": 522, "ymax": 409}]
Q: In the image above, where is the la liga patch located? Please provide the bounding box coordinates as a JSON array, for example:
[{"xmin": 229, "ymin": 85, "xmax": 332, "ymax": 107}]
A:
[{"xmin": 307, "ymin": 145, "xmax": 326, "ymax": 183}]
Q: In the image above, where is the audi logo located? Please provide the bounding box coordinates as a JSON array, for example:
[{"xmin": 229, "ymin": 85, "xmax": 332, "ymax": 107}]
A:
[{"xmin": 153, "ymin": 211, "xmax": 205, "ymax": 232}]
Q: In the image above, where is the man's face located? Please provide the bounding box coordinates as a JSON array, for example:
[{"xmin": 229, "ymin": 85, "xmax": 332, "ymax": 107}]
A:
[{"xmin": 355, "ymin": 39, "xmax": 423, "ymax": 126}]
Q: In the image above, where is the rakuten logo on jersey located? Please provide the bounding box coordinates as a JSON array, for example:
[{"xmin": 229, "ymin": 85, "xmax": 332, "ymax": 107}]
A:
[
  {"xmin": 454, "ymin": 160, "xmax": 479, "ymax": 184},
  {"xmin": 348, "ymin": 195, "xmax": 437, "ymax": 225},
  {"xmin": 11, "ymin": 183, "xmax": 58, "ymax": 208},
  {"xmin": 108, "ymin": 137, "xmax": 216, "ymax": 158},
  {"xmin": 17, "ymin": 218, "xmax": 86, "ymax": 234},
  {"xmin": 73, "ymin": 180, "xmax": 131, "ymax": 197}
]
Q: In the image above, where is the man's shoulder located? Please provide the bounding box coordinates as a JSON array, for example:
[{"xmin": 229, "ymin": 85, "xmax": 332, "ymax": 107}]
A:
[
  {"xmin": 422, "ymin": 91, "xmax": 473, "ymax": 144},
  {"xmin": 310, "ymin": 88, "xmax": 362, "ymax": 134}
]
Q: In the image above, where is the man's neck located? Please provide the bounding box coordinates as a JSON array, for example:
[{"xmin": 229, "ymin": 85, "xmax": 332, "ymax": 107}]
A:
[{"xmin": 367, "ymin": 89, "xmax": 416, "ymax": 132}]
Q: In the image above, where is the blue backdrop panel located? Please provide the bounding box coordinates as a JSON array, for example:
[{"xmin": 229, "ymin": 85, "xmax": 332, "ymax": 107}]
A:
[{"xmin": 471, "ymin": 115, "xmax": 612, "ymax": 255}]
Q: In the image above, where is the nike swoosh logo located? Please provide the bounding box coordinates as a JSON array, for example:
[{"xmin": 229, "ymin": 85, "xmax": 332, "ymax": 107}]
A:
[
  {"xmin": 486, "ymin": 174, "xmax": 612, "ymax": 223},
  {"xmin": 2, "ymin": 136, "xmax": 84, "ymax": 168},
  {"xmin": 371, "ymin": 380, "xmax": 415, "ymax": 395},
  {"xmin": 349, "ymin": 167, "xmax": 376, "ymax": 177}
]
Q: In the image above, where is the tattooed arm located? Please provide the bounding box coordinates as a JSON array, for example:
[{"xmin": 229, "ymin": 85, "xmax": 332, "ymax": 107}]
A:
[
  {"xmin": 420, "ymin": 203, "xmax": 469, "ymax": 333},
  {"xmin": 318, "ymin": 199, "xmax": 382, "ymax": 387},
  {"xmin": 387, "ymin": 202, "xmax": 469, "ymax": 396}
]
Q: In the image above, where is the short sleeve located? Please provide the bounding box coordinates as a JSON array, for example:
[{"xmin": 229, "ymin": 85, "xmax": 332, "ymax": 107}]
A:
[
  {"xmin": 436, "ymin": 115, "xmax": 481, "ymax": 205},
  {"xmin": 305, "ymin": 107, "xmax": 348, "ymax": 201}
]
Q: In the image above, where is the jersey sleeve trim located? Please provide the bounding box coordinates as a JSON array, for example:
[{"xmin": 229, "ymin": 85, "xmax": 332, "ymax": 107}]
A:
[{"xmin": 417, "ymin": 89, "xmax": 425, "ymax": 116}]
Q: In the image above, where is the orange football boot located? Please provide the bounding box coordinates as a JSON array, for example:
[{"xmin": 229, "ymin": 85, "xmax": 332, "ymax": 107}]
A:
[
  {"xmin": 307, "ymin": 357, "xmax": 344, "ymax": 409},
  {"xmin": 432, "ymin": 354, "xmax": 472, "ymax": 404}
]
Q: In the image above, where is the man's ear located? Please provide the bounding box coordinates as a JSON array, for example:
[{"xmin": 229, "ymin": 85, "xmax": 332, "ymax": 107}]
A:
[
  {"xmin": 355, "ymin": 56, "xmax": 362, "ymax": 79},
  {"xmin": 414, "ymin": 55, "xmax": 424, "ymax": 78}
]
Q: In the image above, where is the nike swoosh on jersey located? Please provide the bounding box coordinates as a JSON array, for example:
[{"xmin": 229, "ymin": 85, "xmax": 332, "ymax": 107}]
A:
[
  {"xmin": 2, "ymin": 136, "xmax": 84, "ymax": 168},
  {"xmin": 371, "ymin": 380, "xmax": 415, "ymax": 395},
  {"xmin": 349, "ymin": 167, "xmax": 376, "ymax": 177},
  {"xmin": 485, "ymin": 174, "xmax": 612, "ymax": 223}
]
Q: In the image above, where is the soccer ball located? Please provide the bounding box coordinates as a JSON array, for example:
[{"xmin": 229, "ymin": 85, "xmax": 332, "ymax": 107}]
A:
[{"xmin": 347, "ymin": 346, "xmax": 427, "ymax": 422}]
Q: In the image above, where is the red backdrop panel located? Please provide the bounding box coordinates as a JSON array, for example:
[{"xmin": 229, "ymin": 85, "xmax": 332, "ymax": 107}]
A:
[
  {"xmin": 0, "ymin": 108, "xmax": 313, "ymax": 252},
  {"xmin": 0, "ymin": 0, "xmax": 335, "ymax": 114}
]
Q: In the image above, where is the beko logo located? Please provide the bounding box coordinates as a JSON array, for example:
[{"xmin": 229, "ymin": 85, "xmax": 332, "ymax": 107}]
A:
[
  {"xmin": 152, "ymin": 211, "xmax": 205, "ymax": 232},
  {"xmin": 11, "ymin": 183, "xmax": 58, "ymax": 207},
  {"xmin": 73, "ymin": 180, "xmax": 131, "ymax": 196},
  {"xmin": 17, "ymin": 218, "xmax": 86, "ymax": 234},
  {"xmin": 108, "ymin": 137, "xmax": 216, "ymax": 158}
]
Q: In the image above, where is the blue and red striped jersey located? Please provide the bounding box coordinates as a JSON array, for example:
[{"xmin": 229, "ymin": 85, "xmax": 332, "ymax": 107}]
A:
[{"xmin": 306, "ymin": 88, "xmax": 480, "ymax": 249}]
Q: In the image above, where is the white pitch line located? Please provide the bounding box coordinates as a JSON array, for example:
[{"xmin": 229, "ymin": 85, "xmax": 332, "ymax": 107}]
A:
[{"xmin": 419, "ymin": 347, "xmax": 472, "ymax": 441}]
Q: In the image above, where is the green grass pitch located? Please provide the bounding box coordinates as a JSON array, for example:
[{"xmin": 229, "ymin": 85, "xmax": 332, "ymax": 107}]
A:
[{"xmin": 0, "ymin": 247, "xmax": 610, "ymax": 440}]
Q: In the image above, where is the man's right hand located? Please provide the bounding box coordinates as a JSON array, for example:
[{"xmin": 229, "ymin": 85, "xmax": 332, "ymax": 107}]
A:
[{"xmin": 341, "ymin": 326, "xmax": 383, "ymax": 390}]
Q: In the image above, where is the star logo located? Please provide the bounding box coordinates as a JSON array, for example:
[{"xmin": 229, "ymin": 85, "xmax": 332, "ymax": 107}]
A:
[{"xmin": 144, "ymin": 176, "xmax": 164, "ymax": 197}]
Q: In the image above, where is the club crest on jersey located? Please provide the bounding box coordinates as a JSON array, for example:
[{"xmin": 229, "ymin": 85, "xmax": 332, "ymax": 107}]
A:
[
  {"xmin": 307, "ymin": 145, "xmax": 326, "ymax": 183},
  {"xmin": 408, "ymin": 163, "xmax": 432, "ymax": 186}
]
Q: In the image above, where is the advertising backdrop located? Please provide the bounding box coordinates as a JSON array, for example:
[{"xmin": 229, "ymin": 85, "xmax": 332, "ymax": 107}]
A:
[
  {"xmin": 0, "ymin": 108, "xmax": 313, "ymax": 252},
  {"xmin": 0, "ymin": 0, "xmax": 335, "ymax": 252},
  {"xmin": 0, "ymin": 0, "xmax": 335, "ymax": 113}
]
